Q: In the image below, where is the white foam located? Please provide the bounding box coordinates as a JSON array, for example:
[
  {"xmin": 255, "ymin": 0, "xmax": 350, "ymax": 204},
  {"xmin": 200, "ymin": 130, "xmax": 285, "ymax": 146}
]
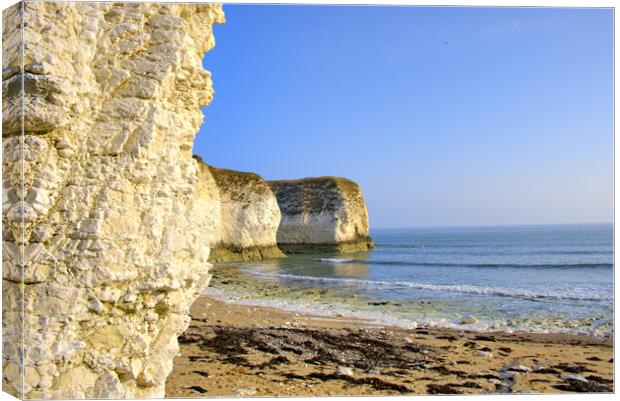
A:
[
  {"xmin": 318, "ymin": 258, "xmax": 355, "ymax": 264},
  {"xmin": 243, "ymin": 269, "xmax": 613, "ymax": 302},
  {"xmin": 204, "ymin": 286, "xmax": 426, "ymax": 329},
  {"xmin": 203, "ymin": 286, "xmax": 609, "ymax": 337}
]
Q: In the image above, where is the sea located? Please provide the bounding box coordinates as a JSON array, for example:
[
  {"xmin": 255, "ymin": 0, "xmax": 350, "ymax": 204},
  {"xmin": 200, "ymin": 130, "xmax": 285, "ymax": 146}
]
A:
[{"xmin": 206, "ymin": 223, "xmax": 614, "ymax": 337}]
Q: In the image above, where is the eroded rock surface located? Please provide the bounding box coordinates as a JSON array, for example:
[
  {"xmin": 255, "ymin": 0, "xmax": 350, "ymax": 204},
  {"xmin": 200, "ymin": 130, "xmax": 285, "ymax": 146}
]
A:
[
  {"xmin": 193, "ymin": 157, "xmax": 223, "ymax": 254},
  {"xmin": 268, "ymin": 177, "xmax": 374, "ymax": 253},
  {"xmin": 200, "ymin": 159, "xmax": 284, "ymax": 262},
  {"xmin": 2, "ymin": 2, "xmax": 224, "ymax": 398}
]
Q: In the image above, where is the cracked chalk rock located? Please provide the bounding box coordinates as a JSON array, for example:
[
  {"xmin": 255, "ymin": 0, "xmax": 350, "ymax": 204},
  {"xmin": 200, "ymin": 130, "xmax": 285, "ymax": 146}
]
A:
[{"xmin": 2, "ymin": 2, "xmax": 224, "ymax": 398}]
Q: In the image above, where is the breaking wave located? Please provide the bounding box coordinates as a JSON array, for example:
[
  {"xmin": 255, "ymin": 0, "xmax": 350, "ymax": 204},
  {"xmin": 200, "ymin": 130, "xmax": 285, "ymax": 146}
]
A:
[{"xmin": 244, "ymin": 270, "xmax": 612, "ymax": 302}]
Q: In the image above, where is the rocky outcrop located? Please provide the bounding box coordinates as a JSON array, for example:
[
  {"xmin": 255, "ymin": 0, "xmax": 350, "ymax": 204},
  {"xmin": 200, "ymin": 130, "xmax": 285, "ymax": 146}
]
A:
[
  {"xmin": 192, "ymin": 159, "xmax": 375, "ymax": 260},
  {"xmin": 202, "ymin": 160, "xmax": 284, "ymax": 262},
  {"xmin": 2, "ymin": 2, "xmax": 224, "ymax": 398},
  {"xmin": 268, "ymin": 177, "xmax": 374, "ymax": 253}
]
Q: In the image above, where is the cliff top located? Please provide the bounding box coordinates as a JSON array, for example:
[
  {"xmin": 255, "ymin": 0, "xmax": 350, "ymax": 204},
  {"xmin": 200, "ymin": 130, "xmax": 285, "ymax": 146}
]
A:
[
  {"xmin": 269, "ymin": 175, "xmax": 357, "ymax": 186},
  {"xmin": 193, "ymin": 155, "xmax": 271, "ymax": 198},
  {"xmin": 209, "ymin": 166, "xmax": 264, "ymax": 183},
  {"xmin": 267, "ymin": 176, "xmax": 365, "ymax": 216},
  {"xmin": 193, "ymin": 155, "xmax": 261, "ymax": 178}
]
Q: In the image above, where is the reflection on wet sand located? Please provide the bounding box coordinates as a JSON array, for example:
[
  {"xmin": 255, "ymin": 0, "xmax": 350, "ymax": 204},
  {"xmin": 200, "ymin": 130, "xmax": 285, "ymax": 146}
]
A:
[{"xmin": 256, "ymin": 252, "xmax": 372, "ymax": 280}]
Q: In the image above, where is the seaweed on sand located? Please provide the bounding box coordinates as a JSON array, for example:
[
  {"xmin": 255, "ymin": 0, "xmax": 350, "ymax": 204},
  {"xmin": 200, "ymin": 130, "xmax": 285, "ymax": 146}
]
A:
[
  {"xmin": 282, "ymin": 372, "xmax": 411, "ymax": 393},
  {"xmin": 180, "ymin": 325, "xmax": 434, "ymax": 371}
]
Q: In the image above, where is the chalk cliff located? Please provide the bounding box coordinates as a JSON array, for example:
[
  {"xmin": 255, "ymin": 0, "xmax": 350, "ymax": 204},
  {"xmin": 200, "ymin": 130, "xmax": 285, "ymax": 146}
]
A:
[
  {"xmin": 193, "ymin": 157, "xmax": 223, "ymax": 253},
  {"xmin": 204, "ymin": 162, "xmax": 285, "ymax": 262},
  {"xmin": 268, "ymin": 177, "xmax": 374, "ymax": 253},
  {"xmin": 2, "ymin": 2, "xmax": 223, "ymax": 398}
]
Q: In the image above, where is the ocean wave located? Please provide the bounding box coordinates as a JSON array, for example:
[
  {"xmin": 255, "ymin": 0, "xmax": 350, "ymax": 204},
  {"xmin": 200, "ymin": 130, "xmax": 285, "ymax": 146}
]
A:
[
  {"xmin": 376, "ymin": 243, "xmax": 612, "ymax": 252},
  {"xmin": 204, "ymin": 287, "xmax": 611, "ymax": 337},
  {"xmin": 376, "ymin": 246, "xmax": 612, "ymax": 256},
  {"xmin": 543, "ymin": 250, "xmax": 613, "ymax": 255},
  {"xmin": 317, "ymin": 258, "xmax": 355, "ymax": 264},
  {"xmin": 316, "ymin": 258, "xmax": 612, "ymax": 269},
  {"xmin": 244, "ymin": 270, "xmax": 613, "ymax": 301},
  {"xmin": 374, "ymin": 244, "xmax": 430, "ymax": 249}
]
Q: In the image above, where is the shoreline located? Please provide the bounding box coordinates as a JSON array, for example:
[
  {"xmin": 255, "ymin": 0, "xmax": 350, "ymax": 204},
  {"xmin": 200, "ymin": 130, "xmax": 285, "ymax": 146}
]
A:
[
  {"xmin": 200, "ymin": 261, "xmax": 614, "ymax": 338},
  {"xmin": 203, "ymin": 285, "xmax": 614, "ymax": 340},
  {"xmin": 165, "ymin": 293, "xmax": 613, "ymax": 396}
]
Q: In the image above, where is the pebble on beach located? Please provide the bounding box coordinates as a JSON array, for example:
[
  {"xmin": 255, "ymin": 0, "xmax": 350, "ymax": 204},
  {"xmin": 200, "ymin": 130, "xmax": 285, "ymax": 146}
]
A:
[
  {"xmin": 235, "ymin": 387, "xmax": 257, "ymax": 396},
  {"xmin": 507, "ymin": 361, "xmax": 532, "ymax": 372},
  {"xmin": 561, "ymin": 374, "xmax": 588, "ymax": 383},
  {"xmin": 460, "ymin": 315, "xmax": 478, "ymax": 325},
  {"xmin": 337, "ymin": 366, "xmax": 354, "ymax": 377}
]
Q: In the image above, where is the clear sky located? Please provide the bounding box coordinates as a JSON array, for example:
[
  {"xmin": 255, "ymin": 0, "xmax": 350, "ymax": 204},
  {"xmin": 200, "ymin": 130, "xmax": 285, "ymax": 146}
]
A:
[{"xmin": 194, "ymin": 5, "xmax": 613, "ymax": 229}]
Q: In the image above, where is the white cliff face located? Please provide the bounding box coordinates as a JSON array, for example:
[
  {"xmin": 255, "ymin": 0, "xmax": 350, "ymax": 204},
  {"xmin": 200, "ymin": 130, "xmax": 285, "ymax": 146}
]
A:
[
  {"xmin": 206, "ymin": 165, "xmax": 284, "ymax": 262},
  {"xmin": 268, "ymin": 177, "xmax": 374, "ymax": 253},
  {"xmin": 2, "ymin": 2, "xmax": 224, "ymax": 398},
  {"xmin": 193, "ymin": 157, "xmax": 223, "ymax": 251}
]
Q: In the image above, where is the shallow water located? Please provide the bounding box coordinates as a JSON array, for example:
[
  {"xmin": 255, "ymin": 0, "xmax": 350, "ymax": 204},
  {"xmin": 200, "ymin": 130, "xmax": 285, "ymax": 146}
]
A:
[{"xmin": 206, "ymin": 224, "xmax": 614, "ymax": 336}]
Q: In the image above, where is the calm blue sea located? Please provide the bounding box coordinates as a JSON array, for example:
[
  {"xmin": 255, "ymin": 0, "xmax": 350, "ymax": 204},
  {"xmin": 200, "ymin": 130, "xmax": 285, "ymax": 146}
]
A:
[{"xmin": 210, "ymin": 224, "xmax": 614, "ymax": 336}]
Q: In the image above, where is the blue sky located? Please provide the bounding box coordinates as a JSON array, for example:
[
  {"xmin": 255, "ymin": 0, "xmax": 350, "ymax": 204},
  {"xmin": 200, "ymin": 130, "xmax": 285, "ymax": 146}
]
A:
[{"xmin": 194, "ymin": 5, "xmax": 613, "ymax": 229}]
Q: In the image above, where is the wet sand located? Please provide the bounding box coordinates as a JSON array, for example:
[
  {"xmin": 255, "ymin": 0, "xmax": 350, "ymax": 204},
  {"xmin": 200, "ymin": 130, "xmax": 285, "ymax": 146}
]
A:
[{"xmin": 166, "ymin": 295, "xmax": 613, "ymax": 397}]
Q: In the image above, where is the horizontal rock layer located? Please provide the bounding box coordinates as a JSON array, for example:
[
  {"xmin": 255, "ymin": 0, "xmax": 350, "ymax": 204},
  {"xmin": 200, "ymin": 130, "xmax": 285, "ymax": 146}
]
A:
[
  {"xmin": 2, "ymin": 2, "xmax": 223, "ymax": 398},
  {"xmin": 268, "ymin": 177, "xmax": 374, "ymax": 254}
]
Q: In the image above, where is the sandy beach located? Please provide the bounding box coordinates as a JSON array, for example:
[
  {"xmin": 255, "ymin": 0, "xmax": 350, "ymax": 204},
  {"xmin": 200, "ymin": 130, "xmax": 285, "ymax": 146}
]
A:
[{"xmin": 166, "ymin": 293, "xmax": 613, "ymax": 397}]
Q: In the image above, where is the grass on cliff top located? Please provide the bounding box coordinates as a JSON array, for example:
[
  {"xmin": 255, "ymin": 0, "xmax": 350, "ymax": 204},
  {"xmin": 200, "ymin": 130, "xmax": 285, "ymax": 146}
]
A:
[
  {"xmin": 192, "ymin": 155, "xmax": 363, "ymax": 196},
  {"xmin": 208, "ymin": 166, "xmax": 264, "ymax": 181},
  {"xmin": 268, "ymin": 176, "xmax": 361, "ymax": 193},
  {"xmin": 193, "ymin": 154, "xmax": 265, "ymax": 182}
]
